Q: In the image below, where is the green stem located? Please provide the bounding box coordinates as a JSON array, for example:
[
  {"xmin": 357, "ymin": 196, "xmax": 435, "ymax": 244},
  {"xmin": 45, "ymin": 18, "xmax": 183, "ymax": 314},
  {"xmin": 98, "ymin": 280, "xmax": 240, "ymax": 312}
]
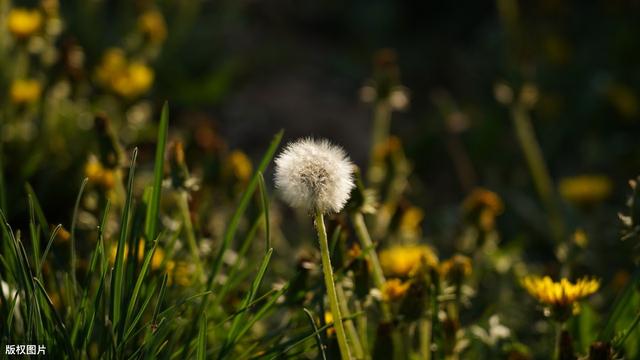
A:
[
  {"xmin": 354, "ymin": 300, "xmax": 369, "ymax": 359},
  {"xmin": 351, "ymin": 211, "xmax": 404, "ymax": 358},
  {"xmin": 336, "ymin": 284, "xmax": 364, "ymax": 359},
  {"xmin": 351, "ymin": 212, "xmax": 391, "ymax": 317},
  {"xmin": 351, "ymin": 213, "xmax": 385, "ymax": 291},
  {"xmin": 615, "ymin": 310, "xmax": 640, "ymax": 349},
  {"xmin": 554, "ymin": 322, "xmax": 563, "ymax": 360},
  {"xmin": 177, "ymin": 191, "xmax": 204, "ymax": 281},
  {"xmin": 511, "ymin": 105, "xmax": 564, "ymax": 244},
  {"xmin": 420, "ymin": 318, "xmax": 432, "ymax": 360},
  {"xmin": 369, "ymin": 100, "xmax": 392, "ymax": 170},
  {"xmin": 315, "ymin": 211, "xmax": 353, "ymax": 360}
]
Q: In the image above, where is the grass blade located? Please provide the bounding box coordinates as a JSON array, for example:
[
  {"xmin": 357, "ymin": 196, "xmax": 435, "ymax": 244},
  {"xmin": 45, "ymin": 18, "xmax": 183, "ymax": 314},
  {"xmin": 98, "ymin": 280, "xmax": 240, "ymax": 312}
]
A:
[
  {"xmin": 302, "ymin": 308, "xmax": 327, "ymax": 360},
  {"xmin": 111, "ymin": 148, "xmax": 139, "ymax": 336},
  {"xmin": 145, "ymin": 102, "xmax": 169, "ymax": 242},
  {"xmin": 257, "ymin": 172, "xmax": 270, "ymax": 250},
  {"xmin": 599, "ymin": 269, "xmax": 640, "ymax": 341},
  {"xmin": 70, "ymin": 178, "xmax": 89, "ymax": 287},
  {"xmin": 207, "ymin": 130, "xmax": 282, "ymax": 289},
  {"xmin": 197, "ymin": 313, "xmax": 208, "ymax": 360}
]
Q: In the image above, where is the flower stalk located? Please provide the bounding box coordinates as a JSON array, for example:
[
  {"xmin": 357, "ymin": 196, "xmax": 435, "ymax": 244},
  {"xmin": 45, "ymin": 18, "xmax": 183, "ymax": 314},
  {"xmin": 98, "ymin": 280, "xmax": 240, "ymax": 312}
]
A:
[
  {"xmin": 316, "ymin": 211, "xmax": 353, "ymax": 359},
  {"xmin": 511, "ymin": 104, "xmax": 565, "ymax": 244},
  {"xmin": 177, "ymin": 191, "xmax": 204, "ymax": 282}
]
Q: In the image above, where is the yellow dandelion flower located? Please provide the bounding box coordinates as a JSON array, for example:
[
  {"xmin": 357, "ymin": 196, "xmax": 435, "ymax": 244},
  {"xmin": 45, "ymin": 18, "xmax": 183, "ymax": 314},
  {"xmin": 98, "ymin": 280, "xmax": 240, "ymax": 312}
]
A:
[
  {"xmin": 8, "ymin": 8, "xmax": 42, "ymax": 38},
  {"xmin": 10, "ymin": 79, "xmax": 42, "ymax": 104},
  {"xmin": 95, "ymin": 49, "xmax": 154, "ymax": 98},
  {"xmin": 85, "ymin": 157, "xmax": 105, "ymax": 183},
  {"xmin": 462, "ymin": 188, "xmax": 503, "ymax": 231},
  {"xmin": 462, "ymin": 188, "xmax": 503, "ymax": 215},
  {"xmin": 96, "ymin": 48, "xmax": 127, "ymax": 83},
  {"xmin": 522, "ymin": 276, "xmax": 599, "ymax": 320},
  {"xmin": 382, "ymin": 278, "xmax": 410, "ymax": 301},
  {"xmin": 572, "ymin": 229, "xmax": 588, "ymax": 248},
  {"xmin": 138, "ymin": 10, "xmax": 167, "ymax": 44},
  {"xmin": 166, "ymin": 261, "xmax": 193, "ymax": 286},
  {"xmin": 379, "ymin": 244, "xmax": 438, "ymax": 277},
  {"xmin": 127, "ymin": 62, "xmax": 154, "ymax": 94},
  {"xmin": 84, "ymin": 157, "xmax": 116, "ymax": 190},
  {"xmin": 559, "ymin": 175, "xmax": 612, "ymax": 206},
  {"xmin": 373, "ymin": 136, "xmax": 402, "ymax": 161},
  {"xmin": 324, "ymin": 312, "xmax": 335, "ymax": 336},
  {"xmin": 53, "ymin": 226, "xmax": 71, "ymax": 244},
  {"xmin": 228, "ymin": 150, "xmax": 253, "ymax": 182},
  {"xmin": 399, "ymin": 206, "xmax": 424, "ymax": 238},
  {"xmin": 347, "ymin": 243, "xmax": 362, "ymax": 259},
  {"xmin": 439, "ymin": 254, "xmax": 472, "ymax": 280},
  {"xmin": 108, "ymin": 241, "xmax": 165, "ymax": 271}
]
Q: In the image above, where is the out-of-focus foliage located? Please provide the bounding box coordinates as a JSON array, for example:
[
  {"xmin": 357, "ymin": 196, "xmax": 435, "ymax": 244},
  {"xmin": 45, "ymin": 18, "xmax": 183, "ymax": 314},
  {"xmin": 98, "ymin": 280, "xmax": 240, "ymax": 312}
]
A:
[{"xmin": 2, "ymin": 0, "xmax": 640, "ymax": 359}]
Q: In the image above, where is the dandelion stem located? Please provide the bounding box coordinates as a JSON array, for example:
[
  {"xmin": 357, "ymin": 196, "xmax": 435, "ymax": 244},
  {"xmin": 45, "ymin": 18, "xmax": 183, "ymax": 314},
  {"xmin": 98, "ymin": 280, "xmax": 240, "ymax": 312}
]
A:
[
  {"xmin": 351, "ymin": 213, "xmax": 386, "ymax": 291},
  {"xmin": 351, "ymin": 212, "xmax": 391, "ymax": 317},
  {"xmin": 420, "ymin": 318, "xmax": 432, "ymax": 360},
  {"xmin": 354, "ymin": 300, "xmax": 369, "ymax": 359},
  {"xmin": 351, "ymin": 211, "xmax": 405, "ymax": 358},
  {"xmin": 177, "ymin": 191, "xmax": 204, "ymax": 282},
  {"xmin": 315, "ymin": 211, "xmax": 353, "ymax": 359},
  {"xmin": 336, "ymin": 284, "xmax": 364, "ymax": 359},
  {"xmin": 511, "ymin": 105, "xmax": 565, "ymax": 243},
  {"xmin": 369, "ymin": 100, "xmax": 392, "ymax": 170}
]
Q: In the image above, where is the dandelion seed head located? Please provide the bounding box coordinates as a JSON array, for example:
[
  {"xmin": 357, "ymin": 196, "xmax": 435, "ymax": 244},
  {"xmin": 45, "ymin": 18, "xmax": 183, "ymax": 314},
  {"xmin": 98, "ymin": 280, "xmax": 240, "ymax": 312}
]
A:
[{"xmin": 274, "ymin": 138, "xmax": 355, "ymax": 214}]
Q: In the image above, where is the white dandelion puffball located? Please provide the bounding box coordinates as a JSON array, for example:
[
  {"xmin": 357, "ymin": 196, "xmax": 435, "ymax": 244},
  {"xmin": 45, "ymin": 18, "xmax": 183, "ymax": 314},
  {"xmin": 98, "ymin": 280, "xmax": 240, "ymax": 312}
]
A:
[{"xmin": 275, "ymin": 138, "xmax": 355, "ymax": 214}]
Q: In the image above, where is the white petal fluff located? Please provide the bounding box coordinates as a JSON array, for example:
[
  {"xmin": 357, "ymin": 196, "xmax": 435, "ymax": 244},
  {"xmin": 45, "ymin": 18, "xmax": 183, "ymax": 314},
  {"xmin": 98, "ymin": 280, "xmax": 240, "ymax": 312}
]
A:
[{"xmin": 274, "ymin": 138, "xmax": 355, "ymax": 214}]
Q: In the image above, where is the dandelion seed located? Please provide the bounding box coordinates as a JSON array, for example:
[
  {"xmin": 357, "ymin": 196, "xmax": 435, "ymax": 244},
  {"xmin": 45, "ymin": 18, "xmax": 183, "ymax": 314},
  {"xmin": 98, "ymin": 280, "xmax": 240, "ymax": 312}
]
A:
[
  {"xmin": 274, "ymin": 138, "xmax": 355, "ymax": 214},
  {"xmin": 275, "ymin": 137, "xmax": 357, "ymax": 358}
]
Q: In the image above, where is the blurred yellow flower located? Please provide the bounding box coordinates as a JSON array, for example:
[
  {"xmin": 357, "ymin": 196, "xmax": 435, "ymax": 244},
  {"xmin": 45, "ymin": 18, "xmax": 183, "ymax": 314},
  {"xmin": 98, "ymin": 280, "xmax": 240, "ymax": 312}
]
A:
[
  {"xmin": 522, "ymin": 276, "xmax": 599, "ymax": 309},
  {"xmin": 382, "ymin": 278, "xmax": 410, "ymax": 301},
  {"xmin": 439, "ymin": 254, "xmax": 472, "ymax": 280},
  {"xmin": 10, "ymin": 79, "xmax": 42, "ymax": 104},
  {"xmin": 109, "ymin": 240, "xmax": 165, "ymax": 271},
  {"xmin": 572, "ymin": 229, "xmax": 588, "ymax": 248},
  {"xmin": 84, "ymin": 157, "xmax": 116, "ymax": 190},
  {"xmin": 54, "ymin": 226, "xmax": 71, "ymax": 244},
  {"xmin": 379, "ymin": 244, "xmax": 438, "ymax": 277},
  {"xmin": 166, "ymin": 260, "xmax": 194, "ymax": 286},
  {"xmin": 399, "ymin": 206, "xmax": 424, "ymax": 238},
  {"xmin": 462, "ymin": 188, "xmax": 503, "ymax": 231},
  {"xmin": 138, "ymin": 10, "xmax": 167, "ymax": 44},
  {"xmin": 324, "ymin": 312, "xmax": 335, "ymax": 336},
  {"xmin": 373, "ymin": 136, "xmax": 402, "ymax": 161},
  {"xmin": 607, "ymin": 84, "xmax": 638, "ymax": 119},
  {"xmin": 8, "ymin": 8, "xmax": 42, "ymax": 38},
  {"xmin": 228, "ymin": 150, "xmax": 253, "ymax": 181},
  {"xmin": 558, "ymin": 175, "xmax": 612, "ymax": 206},
  {"xmin": 96, "ymin": 48, "xmax": 154, "ymax": 98}
]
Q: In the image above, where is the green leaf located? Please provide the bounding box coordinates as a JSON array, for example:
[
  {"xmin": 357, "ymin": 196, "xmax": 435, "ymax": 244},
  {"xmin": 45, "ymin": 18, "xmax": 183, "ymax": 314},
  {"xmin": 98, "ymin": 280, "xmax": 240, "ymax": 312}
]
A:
[
  {"xmin": 303, "ymin": 308, "xmax": 327, "ymax": 360},
  {"xmin": 145, "ymin": 102, "xmax": 169, "ymax": 242},
  {"xmin": 197, "ymin": 313, "xmax": 208, "ymax": 360},
  {"xmin": 257, "ymin": 172, "xmax": 270, "ymax": 250},
  {"xmin": 220, "ymin": 248, "xmax": 274, "ymax": 358},
  {"xmin": 599, "ymin": 269, "xmax": 640, "ymax": 341},
  {"xmin": 70, "ymin": 178, "xmax": 89, "ymax": 287},
  {"xmin": 111, "ymin": 148, "xmax": 139, "ymax": 336},
  {"xmin": 207, "ymin": 130, "xmax": 283, "ymax": 289}
]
